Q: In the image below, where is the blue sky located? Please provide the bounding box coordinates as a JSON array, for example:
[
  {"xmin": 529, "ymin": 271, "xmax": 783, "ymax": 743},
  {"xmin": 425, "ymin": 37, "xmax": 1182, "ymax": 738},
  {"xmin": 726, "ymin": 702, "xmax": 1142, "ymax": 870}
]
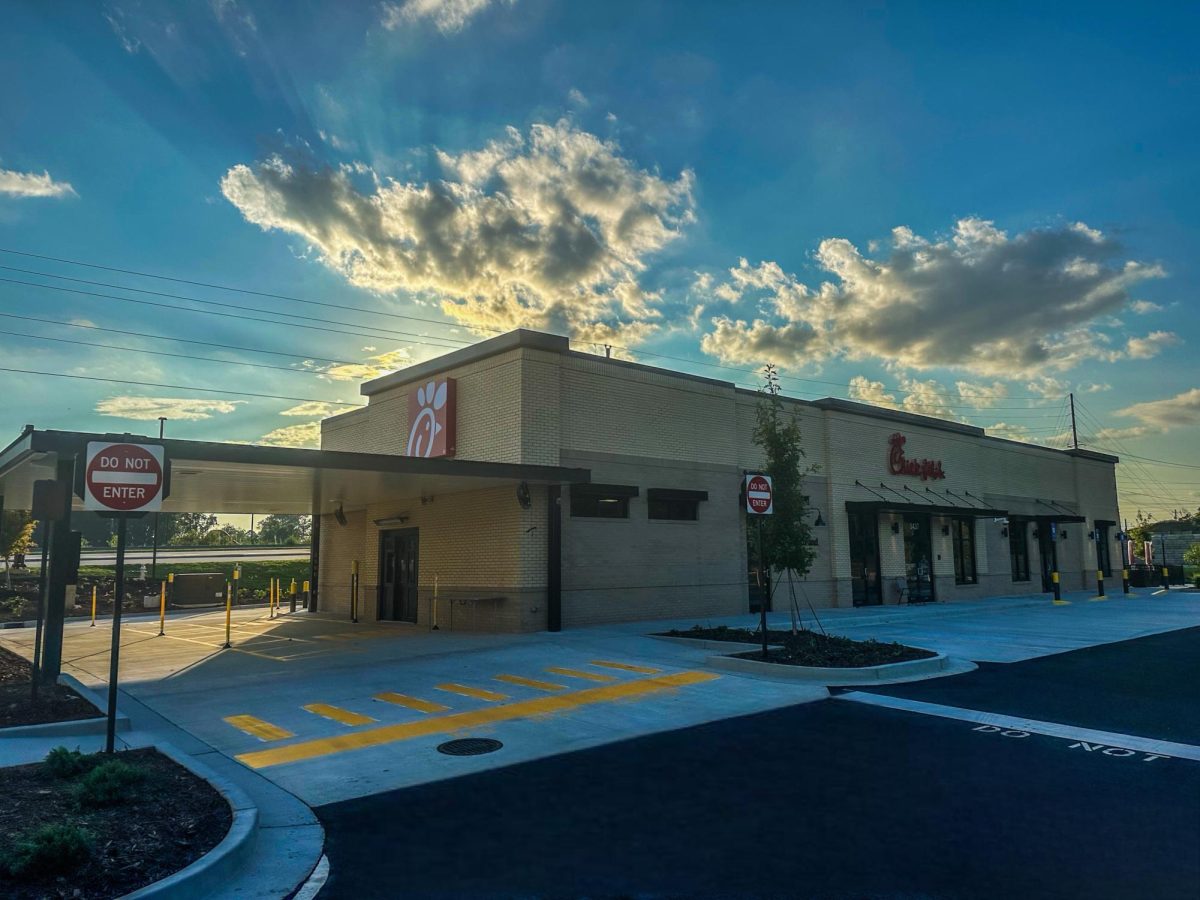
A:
[{"xmin": 1, "ymin": 0, "xmax": 1197, "ymax": 520}]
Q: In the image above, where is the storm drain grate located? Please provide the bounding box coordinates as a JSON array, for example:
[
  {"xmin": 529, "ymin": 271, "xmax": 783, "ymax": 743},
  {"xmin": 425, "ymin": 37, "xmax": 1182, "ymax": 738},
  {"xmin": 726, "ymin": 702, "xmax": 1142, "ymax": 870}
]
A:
[{"xmin": 437, "ymin": 738, "xmax": 503, "ymax": 756}]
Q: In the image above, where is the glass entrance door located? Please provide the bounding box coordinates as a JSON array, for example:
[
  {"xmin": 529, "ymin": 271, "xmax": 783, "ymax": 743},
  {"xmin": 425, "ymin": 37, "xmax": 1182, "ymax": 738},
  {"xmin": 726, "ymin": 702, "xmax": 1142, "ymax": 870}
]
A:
[
  {"xmin": 378, "ymin": 529, "xmax": 420, "ymax": 622},
  {"xmin": 848, "ymin": 510, "xmax": 882, "ymax": 606},
  {"xmin": 903, "ymin": 514, "xmax": 935, "ymax": 603},
  {"xmin": 1038, "ymin": 522, "xmax": 1058, "ymax": 592}
]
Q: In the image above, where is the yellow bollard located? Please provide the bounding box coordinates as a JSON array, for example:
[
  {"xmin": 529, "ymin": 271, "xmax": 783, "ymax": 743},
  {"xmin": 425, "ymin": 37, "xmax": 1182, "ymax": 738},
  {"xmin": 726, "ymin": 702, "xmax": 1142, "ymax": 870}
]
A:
[
  {"xmin": 289, "ymin": 578, "xmax": 297, "ymax": 614},
  {"xmin": 303, "ymin": 579, "xmax": 310, "ymax": 611},
  {"xmin": 90, "ymin": 585, "xmax": 97, "ymax": 627},
  {"xmin": 222, "ymin": 581, "xmax": 232, "ymax": 648},
  {"xmin": 158, "ymin": 580, "xmax": 167, "ymax": 635}
]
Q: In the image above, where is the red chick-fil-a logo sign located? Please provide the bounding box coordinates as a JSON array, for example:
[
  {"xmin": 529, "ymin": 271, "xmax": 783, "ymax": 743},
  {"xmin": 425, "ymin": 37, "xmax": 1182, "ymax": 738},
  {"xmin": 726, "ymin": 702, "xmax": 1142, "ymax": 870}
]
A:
[
  {"xmin": 888, "ymin": 432, "xmax": 945, "ymax": 480},
  {"xmin": 406, "ymin": 377, "xmax": 456, "ymax": 458}
]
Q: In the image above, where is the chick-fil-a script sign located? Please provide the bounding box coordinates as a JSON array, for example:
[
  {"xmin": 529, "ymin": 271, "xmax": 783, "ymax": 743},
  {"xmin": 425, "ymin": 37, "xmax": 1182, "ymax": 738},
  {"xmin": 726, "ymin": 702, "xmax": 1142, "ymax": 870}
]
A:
[{"xmin": 887, "ymin": 432, "xmax": 945, "ymax": 481}]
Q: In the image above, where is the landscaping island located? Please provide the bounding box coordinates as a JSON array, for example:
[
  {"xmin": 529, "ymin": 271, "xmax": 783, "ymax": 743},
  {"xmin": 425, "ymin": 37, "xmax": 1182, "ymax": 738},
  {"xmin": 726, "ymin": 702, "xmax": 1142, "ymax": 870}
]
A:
[
  {"xmin": 0, "ymin": 747, "xmax": 231, "ymax": 899},
  {"xmin": 660, "ymin": 625, "xmax": 934, "ymax": 667},
  {"xmin": 0, "ymin": 646, "xmax": 99, "ymax": 730}
]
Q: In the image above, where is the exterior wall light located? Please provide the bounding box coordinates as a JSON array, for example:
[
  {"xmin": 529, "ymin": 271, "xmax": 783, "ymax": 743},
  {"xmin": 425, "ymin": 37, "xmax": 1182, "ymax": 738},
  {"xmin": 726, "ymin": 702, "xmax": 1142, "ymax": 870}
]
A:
[
  {"xmin": 941, "ymin": 524, "xmax": 950, "ymax": 536},
  {"xmin": 891, "ymin": 522, "xmax": 900, "ymax": 534}
]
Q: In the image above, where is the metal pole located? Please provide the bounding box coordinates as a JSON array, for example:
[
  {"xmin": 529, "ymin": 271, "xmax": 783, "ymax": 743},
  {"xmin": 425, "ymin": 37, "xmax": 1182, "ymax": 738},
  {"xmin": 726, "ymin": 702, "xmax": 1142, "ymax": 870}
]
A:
[
  {"xmin": 222, "ymin": 581, "xmax": 232, "ymax": 648},
  {"xmin": 757, "ymin": 516, "xmax": 769, "ymax": 660},
  {"xmin": 31, "ymin": 523, "xmax": 48, "ymax": 703},
  {"xmin": 149, "ymin": 417, "xmax": 166, "ymax": 581},
  {"xmin": 1069, "ymin": 392, "xmax": 1078, "ymax": 450},
  {"xmin": 105, "ymin": 515, "xmax": 128, "ymax": 754}
]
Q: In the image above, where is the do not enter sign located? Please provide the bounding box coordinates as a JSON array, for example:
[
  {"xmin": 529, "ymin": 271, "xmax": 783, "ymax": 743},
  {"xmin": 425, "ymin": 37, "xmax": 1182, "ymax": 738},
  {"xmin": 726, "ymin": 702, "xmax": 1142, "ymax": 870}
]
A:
[
  {"xmin": 745, "ymin": 473, "xmax": 773, "ymax": 515},
  {"xmin": 83, "ymin": 442, "xmax": 166, "ymax": 512}
]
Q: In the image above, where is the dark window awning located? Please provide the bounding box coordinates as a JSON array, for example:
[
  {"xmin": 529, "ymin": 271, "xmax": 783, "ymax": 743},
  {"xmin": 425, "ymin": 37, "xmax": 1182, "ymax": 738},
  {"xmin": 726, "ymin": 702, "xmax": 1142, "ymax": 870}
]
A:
[
  {"xmin": 0, "ymin": 428, "xmax": 590, "ymax": 515},
  {"xmin": 846, "ymin": 501, "xmax": 1009, "ymax": 519}
]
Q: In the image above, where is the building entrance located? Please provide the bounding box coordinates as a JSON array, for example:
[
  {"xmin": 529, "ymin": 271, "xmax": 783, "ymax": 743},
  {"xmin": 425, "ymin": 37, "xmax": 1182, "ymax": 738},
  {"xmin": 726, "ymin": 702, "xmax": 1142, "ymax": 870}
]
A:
[
  {"xmin": 379, "ymin": 528, "xmax": 419, "ymax": 622},
  {"xmin": 1038, "ymin": 523, "xmax": 1059, "ymax": 592},
  {"xmin": 848, "ymin": 510, "xmax": 882, "ymax": 606},
  {"xmin": 903, "ymin": 514, "xmax": 935, "ymax": 603}
]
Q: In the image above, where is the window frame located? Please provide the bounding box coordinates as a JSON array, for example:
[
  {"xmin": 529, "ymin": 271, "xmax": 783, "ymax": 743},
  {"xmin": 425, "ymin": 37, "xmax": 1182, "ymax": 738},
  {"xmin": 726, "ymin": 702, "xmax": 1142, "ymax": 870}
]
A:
[
  {"xmin": 646, "ymin": 488, "xmax": 708, "ymax": 521},
  {"xmin": 1008, "ymin": 518, "xmax": 1030, "ymax": 583},
  {"xmin": 569, "ymin": 483, "xmax": 638, "ymax": 519},
  {"xmin": 951, "ymin": 516, "xmax": 978, "ymax": 585}
]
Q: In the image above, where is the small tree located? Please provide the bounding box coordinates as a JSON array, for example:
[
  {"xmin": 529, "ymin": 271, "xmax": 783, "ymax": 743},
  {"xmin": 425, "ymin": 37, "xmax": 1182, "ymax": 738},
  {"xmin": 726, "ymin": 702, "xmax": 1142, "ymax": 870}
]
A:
[
  {"xmin": 750, "ymin": 365, "xmax": 818, "ymax": 629},
  {"xmin": 1, "ymin": 510, "xmax": 35, "ymax": 586},
  {"xmin": 1184, "ymin": 543, "xmax": 1200, "ymax": 567},
  {"xmin": 1127, "ymin": 510, "xmax": 1154, "ymax": 560}
]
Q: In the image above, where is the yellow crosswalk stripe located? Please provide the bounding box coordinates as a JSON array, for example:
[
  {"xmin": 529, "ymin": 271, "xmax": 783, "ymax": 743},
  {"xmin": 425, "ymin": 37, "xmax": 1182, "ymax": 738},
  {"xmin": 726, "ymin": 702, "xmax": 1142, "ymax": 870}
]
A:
[
  {"xmin": 494, "ymin": 674, "xmax": 568, "ymax": 692},
  {"xmin": 224, "ymin": 714, "xmax": 294, "ymax": 742},
  {"xmin": 589, "ymin": 660, "xmax": 661, "ymax": 674},
  {"xmin": 238, "ymin": 671, "xmax": 720, "ymax": 769},
  {"xmin": 436, "ymin": 683, "xmax": 509, "ymax": 702},
  {"xmin": 373, "ymin": 692, "xmax": 450, "ymax": 714},
  {"xmin": 545, "ymin": 666, "xmax": 617, "ymax": 683},
  {"xmin": 302, "ymin": 703, "xmax": 377, "ymax": 726}
]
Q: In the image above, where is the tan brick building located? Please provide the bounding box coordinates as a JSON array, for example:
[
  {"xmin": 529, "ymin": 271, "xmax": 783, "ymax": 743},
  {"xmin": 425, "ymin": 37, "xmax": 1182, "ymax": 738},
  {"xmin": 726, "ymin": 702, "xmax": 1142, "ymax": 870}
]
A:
[{"xmin": 315, "ymin": 329, "xmax": 1122, "ymax": 630}]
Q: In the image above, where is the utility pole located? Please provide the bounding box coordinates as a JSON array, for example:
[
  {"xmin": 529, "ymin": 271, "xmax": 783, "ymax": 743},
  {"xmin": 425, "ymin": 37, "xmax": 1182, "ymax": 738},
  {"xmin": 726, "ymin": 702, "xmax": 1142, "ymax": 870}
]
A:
[{"xmin": 1069, "ymin": 392, "xmax": 1079, "ymax": 450}]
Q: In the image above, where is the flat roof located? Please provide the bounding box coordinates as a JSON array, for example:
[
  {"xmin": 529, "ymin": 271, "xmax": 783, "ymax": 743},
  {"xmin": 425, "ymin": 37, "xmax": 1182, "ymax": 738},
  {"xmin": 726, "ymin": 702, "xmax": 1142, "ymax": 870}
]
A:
[{"xmin": 0, "ymin": 429, "xmax": 589, "ymax": 515}]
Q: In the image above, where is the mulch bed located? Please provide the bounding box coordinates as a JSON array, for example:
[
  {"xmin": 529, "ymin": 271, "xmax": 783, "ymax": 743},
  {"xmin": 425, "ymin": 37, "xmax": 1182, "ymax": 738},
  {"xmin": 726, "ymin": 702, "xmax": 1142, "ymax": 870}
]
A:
[
  {"xmin": 0, "ymin": 646, "xmax": 101, "ymax": 729},
  {"xmin": 0, "ymin": 747, "xmax": 232, "ymax": 899},
  {"xmin": 661, "ymin": 625, "xmax": 935, "ymax": 668}
]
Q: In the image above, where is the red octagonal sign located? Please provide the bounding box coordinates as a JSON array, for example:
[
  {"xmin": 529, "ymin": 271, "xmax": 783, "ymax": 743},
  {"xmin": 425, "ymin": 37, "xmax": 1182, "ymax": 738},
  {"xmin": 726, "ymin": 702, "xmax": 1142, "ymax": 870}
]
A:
[
  {"xmin": 84, "ymin": 442, "xmax": 165, "ymax": 513},
  {"xmin": 745, "ymin": 473, "xmax": 773, "ymax": 515}
]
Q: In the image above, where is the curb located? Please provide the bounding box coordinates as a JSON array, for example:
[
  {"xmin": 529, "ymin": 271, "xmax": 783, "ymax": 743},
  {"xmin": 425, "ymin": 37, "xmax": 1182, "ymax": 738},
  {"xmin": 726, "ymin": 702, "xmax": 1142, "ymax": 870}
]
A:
[
  {"xmin": 122, "ymin": 742, "xmax": 259, "ymax": 900},
  {"xmin": 706, "ymin": 651, "xmax": 961, "ymax": 684},
  {"xmin": 0, "ymin": 673, "xmax": 129, "ymax": 738}
]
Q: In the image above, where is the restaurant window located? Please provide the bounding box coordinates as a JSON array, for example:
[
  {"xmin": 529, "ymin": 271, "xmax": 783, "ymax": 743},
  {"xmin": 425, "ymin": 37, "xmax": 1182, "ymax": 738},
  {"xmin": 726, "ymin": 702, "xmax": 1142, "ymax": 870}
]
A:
[
  {"xmin": 569, "ymin": 484, "xmax": 638, "ymax": 519},
  {"xmin": 952, "ymin": 517, "xmax": 977, "ymax": 585},
  {"xmin": 646, "ymin": 488, "xmax": 708, "ymax": 521},
  {"xmin": 1008, "ymin": 519, "xmax": 1030, "ymax": 582}
]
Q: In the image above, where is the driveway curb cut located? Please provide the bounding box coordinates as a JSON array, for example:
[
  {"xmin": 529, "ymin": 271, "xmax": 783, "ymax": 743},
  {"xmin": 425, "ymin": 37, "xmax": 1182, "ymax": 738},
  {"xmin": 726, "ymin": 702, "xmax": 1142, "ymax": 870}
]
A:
[
  {"xmin": 706, "ymin": 651, "xmax": 972, "ymax": 685},
  {"xmin": 122, "ymin": 741, "xmax": 260, "ymax": 900},
  {"xmin": 0, "ymin": 673, "xmax": 129, "ymax": 738}
]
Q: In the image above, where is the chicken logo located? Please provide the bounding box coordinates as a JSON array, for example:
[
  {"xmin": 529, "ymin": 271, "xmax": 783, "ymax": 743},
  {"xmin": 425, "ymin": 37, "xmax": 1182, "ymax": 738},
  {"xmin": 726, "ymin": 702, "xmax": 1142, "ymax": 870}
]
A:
[{"xmin": 406, "ymin": 377, "xmax": 456, "ymax": 458}]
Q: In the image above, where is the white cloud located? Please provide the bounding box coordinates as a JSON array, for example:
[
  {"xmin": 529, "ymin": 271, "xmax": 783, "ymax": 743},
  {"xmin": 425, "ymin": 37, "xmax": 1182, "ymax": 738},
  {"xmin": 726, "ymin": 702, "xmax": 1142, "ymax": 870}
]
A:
[
  {"xmin": 567, "ymin": 88, "xmax": 589, "ymax": 108},
  {"xmin": 95, "ymin": 396, "xmax": 242, "ymax": 421},
  {"xmin": 1113, "ymin": 387, "xmax": 1200, "ymax": 434},
  {"xmin": 280, "ymin": 401, "xmax": 342, "ymax": 417},
  {"xmin": 317, "ymin": 348, "xmax": 413, "ymax": 381},
  {"xmin": 259, "ymin": 421, "xmax": 321, "ymax": 447},
  {"xmin": 698, "ymin": 217, "xmax": 1166, "ymax": 378},
  {"xmin": 380, "ymin": 0, "xmax": 514, "ymax": 34},
  {"xmin": 848, "ymin": 376, "xmax": 897, "ymax": 408},
  {"xmin": 1124, "ymin": 330, "xmax": 1180, "ymax": 359},
  {"xmin": 221, "ymin": 121, "xmax": 693, "ymax": 343},
  {"xmin": 0, "ymin": 167, "xmax": 77, "ymax": 199},
  {"xmin": 1130, "ymin": 300, "xmax": 1163, "ymax": 314}
]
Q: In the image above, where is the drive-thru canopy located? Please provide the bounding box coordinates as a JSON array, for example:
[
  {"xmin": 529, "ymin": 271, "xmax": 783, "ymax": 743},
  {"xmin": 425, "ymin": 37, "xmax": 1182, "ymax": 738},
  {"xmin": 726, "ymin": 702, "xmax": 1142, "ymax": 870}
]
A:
[{"xmin": 0, "ymin": 427, "xmax": 589, "ymax": 680}]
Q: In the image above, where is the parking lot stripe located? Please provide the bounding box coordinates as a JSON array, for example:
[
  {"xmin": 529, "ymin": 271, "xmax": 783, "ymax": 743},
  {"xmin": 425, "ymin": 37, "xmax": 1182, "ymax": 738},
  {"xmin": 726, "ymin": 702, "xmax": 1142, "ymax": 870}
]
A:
[
  {"xmin": 373, "ymin": 693, "xmax": 450, "ymax": 714},
  {"xmin": 589, "ymin": 660, "xmax": 661, "ymax": 674},
  {"xmin": 494, "ymin": 674, "xmax": 568, "ymax": 692},
  {"xmin": 237, "ymin": 670, "xmax": 720, "ymax": 769},
  {"xmin": 545, "ymin": 666, "xmax": 617, "ymax": 683},
  {"xmin": 224, "ymin": 714, "xmax": 295, "ymax": 742},
  {"xmin": 436, "ymin": 683, "xmax": 509, "ymax": 702},
  {"xmin": 303, "ymin": 703, "xmax": 377, "ymax": 726}
]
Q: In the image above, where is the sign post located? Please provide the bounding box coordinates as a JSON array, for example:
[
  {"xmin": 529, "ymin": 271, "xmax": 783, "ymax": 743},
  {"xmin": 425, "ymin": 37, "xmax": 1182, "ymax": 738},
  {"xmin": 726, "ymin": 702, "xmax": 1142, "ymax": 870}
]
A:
[
  {"xmin": 81, "ymin": 442, "xmax": 166, "ymax": 753},
  {"xmin": 744, "ymin": 474, "xmax": 774, "ymax": 660}
]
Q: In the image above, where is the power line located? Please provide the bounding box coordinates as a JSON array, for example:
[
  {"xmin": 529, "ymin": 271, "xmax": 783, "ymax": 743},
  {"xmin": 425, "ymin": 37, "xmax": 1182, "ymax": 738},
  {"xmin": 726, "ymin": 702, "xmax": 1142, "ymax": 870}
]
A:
[
  {"xmin": 0, "ymin": 311, "xmax": 375, "ymax": 368},
  {"xmin": 0, "ymin": 365, "xmax": 363, "ymax": 407},
  {"xmin": 0, "ymin": 248, "xmax": 1061, "ymax": 405},
  {"xmin": 1088, "ymin": 449, "xmax": 1200, "ymax": 470}
]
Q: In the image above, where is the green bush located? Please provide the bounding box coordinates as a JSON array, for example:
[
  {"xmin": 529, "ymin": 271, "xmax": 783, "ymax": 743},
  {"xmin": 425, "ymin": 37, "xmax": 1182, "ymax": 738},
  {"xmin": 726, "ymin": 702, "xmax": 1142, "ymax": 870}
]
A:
[
  {"xmin": 41, "ymin": 746, "xmax": 93, "ymax": 779},
  {"xmin": 0, "ymin": 822, "xmax": 92, "ymax": 879},
  {"xmin": 72, "ymin": 758, "xmax": 143, "ymax": 809}
]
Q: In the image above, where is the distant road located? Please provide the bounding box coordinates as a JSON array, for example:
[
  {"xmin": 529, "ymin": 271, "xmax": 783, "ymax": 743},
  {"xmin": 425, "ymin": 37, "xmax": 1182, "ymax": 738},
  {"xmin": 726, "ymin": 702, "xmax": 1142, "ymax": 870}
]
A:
[{"xmin": 75, "ymin": 546, "xmax": 310, "ymax": 565}]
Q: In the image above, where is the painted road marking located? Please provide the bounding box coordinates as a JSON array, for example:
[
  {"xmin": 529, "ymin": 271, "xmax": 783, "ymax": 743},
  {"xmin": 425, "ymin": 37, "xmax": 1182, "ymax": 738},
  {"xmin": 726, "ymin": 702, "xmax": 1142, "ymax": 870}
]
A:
[
  {"xmin": 494, "ymin": 674, "xmax": 568, "ymax": 692},
  {"xmin": 436, "ymin": 683, "xmax": 509, "ymax": 702},
  {"xmin": 839, "ymin": 692, "xmax": 1200, "ymax": 762},
  {"xmin": 545, "ymin": 666, "xmax": 617, "ymax": 683},
  {"xmin": 303, "ymin": 703, "xmax": 378, "ymax": 726},
  {"xmin": 224, "ymin": 714, "xmax": 295, "ymax": 742},
  {"xmin": 969, "ymin": 726, "xmax": 1172, "ymax": 762},
  {"xmin": 374, "ymin": 693, "xmax": 450, "ymax": 714},
  {"xmin": 237, "ymin": 670, "xmax": 720, "ymax": 769},
  {"xmin": 590, "ymin": 660, "xmax": 661, "ymax": 674}
]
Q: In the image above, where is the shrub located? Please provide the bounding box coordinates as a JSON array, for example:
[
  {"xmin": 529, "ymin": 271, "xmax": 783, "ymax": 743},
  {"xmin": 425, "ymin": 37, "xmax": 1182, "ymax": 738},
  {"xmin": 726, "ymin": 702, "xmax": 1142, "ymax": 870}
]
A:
[
  {"xmin": 0, "ymin": 822, "xmax": 92, "ymax": 879},
  {"xmin": 41, "ymin": 746, "xmax": 92, "ymax": 779},
  {"xmin": 72, "ymin": 758, "xmax": 143, "ymax": 809}
]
